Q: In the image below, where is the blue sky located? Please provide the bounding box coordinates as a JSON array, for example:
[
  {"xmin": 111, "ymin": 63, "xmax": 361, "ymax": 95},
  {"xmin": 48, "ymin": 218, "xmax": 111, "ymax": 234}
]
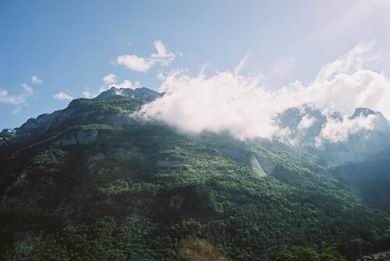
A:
[{"xmin": 1, "ymin": 0, "xmax": 390, "ymax": 129}]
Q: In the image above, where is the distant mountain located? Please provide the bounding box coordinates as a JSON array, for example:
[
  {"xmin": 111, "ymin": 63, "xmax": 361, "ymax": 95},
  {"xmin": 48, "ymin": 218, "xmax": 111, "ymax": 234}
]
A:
[
  {"xmin": 350, "ymin": 107, "xmax": 377, "ymax": 119},
  {"xmin": 276, "ymin": 105, "xmax": 326, "ymax": 144},
  {"xmin": 0, "ymin": 87, "xmax": 389, "ymax": 260},
  {"xmin": 276, "ymin": 105, "xmax": 390, "ymax": 164}
]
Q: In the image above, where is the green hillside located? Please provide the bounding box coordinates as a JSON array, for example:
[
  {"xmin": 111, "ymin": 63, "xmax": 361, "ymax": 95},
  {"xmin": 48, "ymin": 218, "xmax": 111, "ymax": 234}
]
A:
[{"xmin": 0, "ymin": 89, "xmax": 389, "ymax": 260}]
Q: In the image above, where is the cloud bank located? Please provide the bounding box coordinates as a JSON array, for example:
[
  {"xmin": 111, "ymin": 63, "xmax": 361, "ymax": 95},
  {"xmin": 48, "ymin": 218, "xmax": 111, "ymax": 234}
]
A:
[
  {"xmin": 137, "ymin": 43, "xmax": 390, "ymax": 143},
  {"xmin": 320, "ymin": 115, "xmax": 377, "ymax": 143}
]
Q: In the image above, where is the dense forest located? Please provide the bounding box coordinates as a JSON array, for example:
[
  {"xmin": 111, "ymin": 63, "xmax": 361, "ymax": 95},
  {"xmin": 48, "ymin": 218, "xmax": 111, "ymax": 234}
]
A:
[{"xmin": 0, "ymin": 88, "xmax": 389, "ymax": 260}]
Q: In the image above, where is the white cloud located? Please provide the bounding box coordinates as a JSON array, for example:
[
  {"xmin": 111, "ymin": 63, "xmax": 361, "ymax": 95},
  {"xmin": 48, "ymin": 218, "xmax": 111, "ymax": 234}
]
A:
[
  {"xmin": 82, "ymin": 91, "xmax": 93, "ymax": 98},
  {"xmin": 150, "ymin": 40, "xmax": 176, "ymax": 66},
  {"xmin": 78, "ymin": 74, "xmax": 143, "ymax": 99},
  {"xmin": 297, "ymin": 115, "xmax": 316, "ymax": 130},
  {"xmin": 116, "ymin": 40, "xmax": 176, "ymax": 72},
  {"xmin": 320, "ymin": 115, "xmax": 376, "ymax": 143},
  {"xmin": 136, "ymin": 43, "xmax": 390, "ymax": 143},
  {"xmin": 0, "ymin": 76, "xmax": 42, "ymax": 106},
  {"xmin": 113, "ymin": 80, "xmax": 140, "ymax": 89},
  {"xmin": 102, "ymin": 73, "xmax": 118, "ymax": 85},
  {"xmin": 21, "ymin": 83, "xmax": 33, "ymax": 94},
  {"xmin": 314, "ymin": 42, "xmax": 375, "ymax": 82},
  {"xmin": 31, "ymin": 75, "xmax": 43, "ymax": 85},
  {"xmin": 137, "ymin": 70, "xmax": 279, "ymax": 140},
  {"xmin": 0, "ymin": 89, "xmax": 27, "ymax": 105},
  {"xmin": 0, "ymin": 83, "xmax": 34, "ymax": 105},
  {"xmin": 281, "ymin": 43, "xmax": 390, "ymax": 117},
  {"xmin": 54, "ymin": 91, "xmax": 73, "ymax": 101},
  {"xmin": 100, "ymin": 74, "xmax": 140, "ymax": 92},
  {"xmin": 117, "ymin": 55, "xmax": 154, "ymax": 72}
]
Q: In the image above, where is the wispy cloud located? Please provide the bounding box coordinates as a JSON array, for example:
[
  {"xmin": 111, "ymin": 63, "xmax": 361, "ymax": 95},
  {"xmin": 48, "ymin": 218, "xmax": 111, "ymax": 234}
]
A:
[
  {"xmin": 0, "ymin": 75, "xmax": 42, "ymax": 109},
  {"xmin": 31, "ymin": 75, "xmax": 43, "ymax": 85},
  {"xmin": 116, "ymin": 40, "xmax": 176, "ymax": 72},
  {"xmin": 150, "ymin": 40, "xmax": 176, "ymax": 66},
  {"xmin": 0, "ymin": 82, "xmax": 34, "ymax": 105},
  {"xmin": 21, "ymin": 83, "xmax": 33, "ymax": 94},
  {"xmin": 54, "ymin": 91, "xmax": 73, "ymax": 101},
  {"xmin": 0, "ymin": 89, "xmax": 28, "ymax": 105},
  {"xmin": 82, "ymin": 90, "xmax": 93, "ymax": 99},
  {"xmin": 102, "ymin": 73, "xmax": 119, "ymax": 85}
]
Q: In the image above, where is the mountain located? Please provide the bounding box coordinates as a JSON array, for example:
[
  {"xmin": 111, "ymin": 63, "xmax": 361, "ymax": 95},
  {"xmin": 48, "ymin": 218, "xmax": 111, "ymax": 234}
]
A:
[
  {"xmin": 276, "ymin": 105, "xmax": 327, "ymax": 144},
  {"xmin": 95, "ymin": 86, "xmax": 162, "ymax": 101},
  {"xmin": 276, "ymin": 105, "xmax": 390, "ymax": 164},
  {"xmin": 275, "ymin": 105, "xmax": 390, "ymax": 216},
  {"xmin": 0, "ymin": 87, "xmax": 390, "ymax": 260}
]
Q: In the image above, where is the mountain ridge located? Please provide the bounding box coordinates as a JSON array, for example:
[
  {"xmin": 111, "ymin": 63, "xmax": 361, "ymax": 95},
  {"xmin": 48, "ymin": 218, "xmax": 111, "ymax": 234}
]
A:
[
  {"xmin": 3, "ymin": 87, "xmax": 389, "ymax": 150},
  {"xmin": 0, "ymin": 87, "xmax": 390, "ymax": 260}
]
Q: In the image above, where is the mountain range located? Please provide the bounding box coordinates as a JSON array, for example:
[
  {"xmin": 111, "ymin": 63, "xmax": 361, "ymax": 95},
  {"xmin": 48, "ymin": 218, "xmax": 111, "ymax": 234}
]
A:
[{"xmin": 0, "ymin": 87, "xmax": 389, "ymax": 260}]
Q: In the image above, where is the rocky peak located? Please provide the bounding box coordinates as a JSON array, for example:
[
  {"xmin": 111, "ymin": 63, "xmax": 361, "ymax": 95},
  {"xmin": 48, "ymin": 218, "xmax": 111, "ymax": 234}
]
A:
[
  {"xmin": 95, "ymin": 87, "xmax": 161, "ymax": 102},
  {"xmin": 350, "ymin": 107, "xmax": 377, "ymax": 119},
  {"xmin": 277, "ymin": 105, "xmax": 326, "ymax": 129},
  {"xmin": 349, "ymin": 107, "xmax": 389, "ymax": 130}
]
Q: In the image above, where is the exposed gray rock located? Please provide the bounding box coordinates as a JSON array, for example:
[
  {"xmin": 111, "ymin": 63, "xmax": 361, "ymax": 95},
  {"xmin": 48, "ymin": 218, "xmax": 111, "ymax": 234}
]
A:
[{"xmin": 250, "ymin": 155, "xmax": 267, "ymax": 177}]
